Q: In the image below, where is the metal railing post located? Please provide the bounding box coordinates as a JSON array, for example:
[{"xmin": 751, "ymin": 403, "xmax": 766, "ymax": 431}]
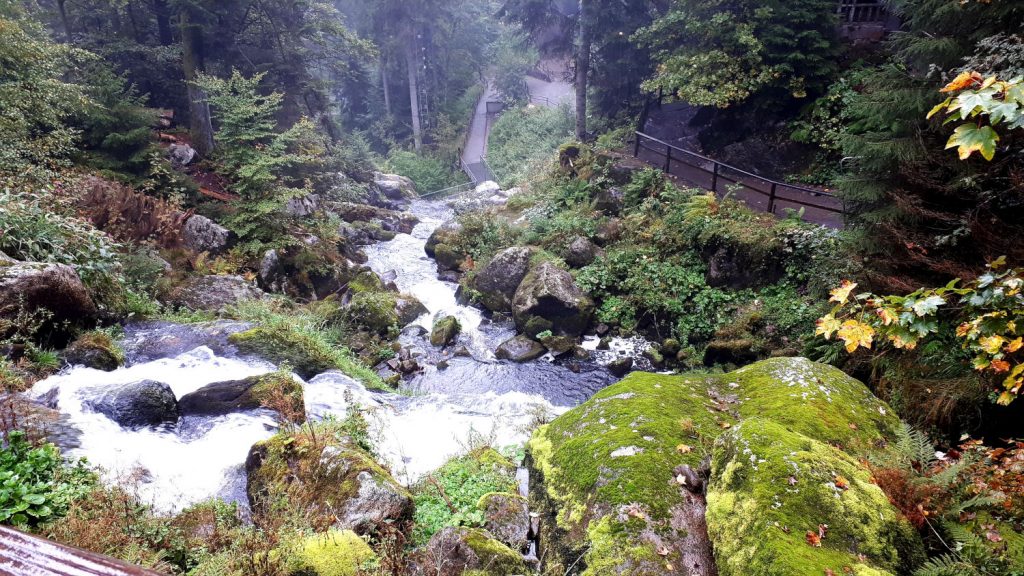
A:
[
  {"xmin": 633, "ymin": 132, "xmax": 641, "ymax": 157},
  {"xmin": 664, "ymin": 143, "xmax": 672, "ymax": 173},
  {"xmin": 768, "ymin": 183, "xmax": 778, "ymax": 214},
  {"xmin": 711, "ymin": 163, "xmax": 719, "ymax": 193}
]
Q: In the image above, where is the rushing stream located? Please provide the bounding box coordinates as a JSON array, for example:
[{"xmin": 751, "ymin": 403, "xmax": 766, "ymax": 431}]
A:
[{"xmin": 27, "ymin": 197, "xmax": 638, "ymax": 513}]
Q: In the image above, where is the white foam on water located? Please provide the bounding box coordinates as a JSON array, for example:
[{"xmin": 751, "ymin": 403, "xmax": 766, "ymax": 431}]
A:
[
  {"xmin": 305, "ymin": 372, "xmax": 566, "ymax": 485},
  {"xmin": 28, "ymin": 347, "xmax": 278, "ymax": 512}
]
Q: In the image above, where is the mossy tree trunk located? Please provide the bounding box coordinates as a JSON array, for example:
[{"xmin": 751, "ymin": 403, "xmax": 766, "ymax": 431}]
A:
[{"xmin": 179, "ymin": 8, "xmax": 215, "ymax": 157}]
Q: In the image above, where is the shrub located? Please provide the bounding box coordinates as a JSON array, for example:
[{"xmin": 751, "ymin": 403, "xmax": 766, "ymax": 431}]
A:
[
  {"xmin": 385, "ymin": 149, "xmax": 463, "ymax": 194},
  {"xmin": 0, "ymin": 431, "xmax": 95, "ymax": 527},
  {"xmin": 411, "ymin": 448, "xmax": 518, "ymax": 546},
  {"xmin": 487, "ymin": 103, "xmax": 574, "ymax": 188}
]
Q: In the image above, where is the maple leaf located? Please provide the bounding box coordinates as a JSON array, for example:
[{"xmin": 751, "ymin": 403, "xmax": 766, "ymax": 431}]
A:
[
  {"xmin": 806, "ymin": 531, "xmax": 821, "ymax": 547},
  {"xmin": 816, "ymin": 315, "xmax": 842, "ymax": 339},
  {"xmin": 1006, "ymin": 337, "xmax": 1023, "ymax": 353},
  {"xmin": 991, "ymin": 359, "xmax": 1011, "ymax": 373},
  {"xmin": 829, "ymin": 280, "xmax": 858, "ymax": 304},
  {"xmin": 875, "ymin": 307, "xmax": 898, "ymax": 326},
  {"xmin": 940, "ymin": 71, "xmax": 982, "ymax": 93},
  {"xmin": 837, "ymin": 320, "xmax": 875, "ymax": 353},
  {"xmin": 911, "ymin": 295, "xmax": 946, "ymax": 317},
  {"xmin": 979, "ymin": 335, "xmax": 1006, "ymax": 354},
  {"xmin": 945, "ymin": 123, "xmax": 1000, "ymax": 161}
]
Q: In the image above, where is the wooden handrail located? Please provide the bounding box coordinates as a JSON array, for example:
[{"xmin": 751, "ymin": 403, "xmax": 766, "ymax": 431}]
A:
[{"xmin": 0, "ymin": 526, "xmax": 164, "ymax": 575}]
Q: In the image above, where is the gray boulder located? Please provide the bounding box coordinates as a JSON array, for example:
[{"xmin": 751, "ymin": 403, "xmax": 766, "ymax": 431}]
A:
[
  {"xmin": 285, "ymin": 194, "xmax": 321, "ymax": 217},
  {"xmin": 395, "ymin": 296, "xmax": 428, "ymax": 326},
  {"xmin": 495, "ymin": 335, "xmax": 546, "ymax": 362},
  {"xmin": 563, "ymin": 236, "xmax": 604, "ymax": 268},
  {"xmin": 594, "ymin": 186, "xmax": 625, "ymax": 215},
  {"xmin": 84, "ymin": 380, "xmax": 179, "ymax": 428},
  {"xmin": 418, "ymin": 527, "xmax": 526, "ymax": 576},
  {"xmin": 473, "ymin": 246, "xmax": 536, "ymax": 313},
  {"xmin": 168, "ymin": 143, "xmax": 196, "ymax": 166},
  {"xmin": 372, "ymin": 172, "xmax": 418, "ymax": 204},
  {"xmin": 594, "ymin": 217, "xmax": 623, "ymax": 246},
  {"xmin": 177, "ymin": 373, "xmax": 303, "ymax": 420},
  {"xmin": 430, "ymin": 316, "xmax": 461, "ymax": 347},
  {"xmin": 168, "ymin": 275, "xmax": 264, "ymax": 312},
  {"xmin": 0, "ymin": 262, "xmax": 97, "ymax": 347},
  {"xmin": 181, "ymin": 215, "xmax": 234, "ymax": 255},
  {"xmin": 479, "ymin": 492, "xmax": 530, "ymax": 552},
  {"xmin": 0, "ymin": 251, "xmax": 17, "ymax": 265},
  {"xmin": 512, "ymin": 261, "xmax": 594, "ymax": 338}
]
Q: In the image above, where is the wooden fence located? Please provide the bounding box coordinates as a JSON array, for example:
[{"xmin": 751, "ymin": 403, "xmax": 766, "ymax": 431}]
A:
[
  {"xmin": 0, "ymin": 526, "xmax": 161, "ymax": 575},
  {"xmin": 633, "ymin": 132, "xmax": 845, "ymax": 228}
]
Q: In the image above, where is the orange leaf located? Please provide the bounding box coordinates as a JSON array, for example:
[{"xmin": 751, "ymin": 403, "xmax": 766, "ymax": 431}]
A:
[
  {"xmin": 991, "ymin": 359, "xmax": 1011, "ymax": 373},
  {"xmin": 806, "ymin": 531, "xmax": 822, "ymax": 547},
  {"xmin": 829, "ymin": 280, "xmax": 858, "ymax": 304},
  {"xmin": 940, "ymin": 71, "xmax": 982, "ymax": 93},
  {"xmin": 835, "ymin": 476, "xmax": 850, "ymax": 490}
]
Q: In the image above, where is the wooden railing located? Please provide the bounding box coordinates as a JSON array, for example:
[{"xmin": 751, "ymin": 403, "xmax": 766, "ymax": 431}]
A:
[
  {"xmin": 836, "ymin": 0, "xmax": 886, "ymax": 23},
  {"xmin": 0, "ymin": 526, "xmax": 163, "ymax": 575},
  {"xmin": 633, "ymin": 132, "xmax": 845, "ymax": 226}
]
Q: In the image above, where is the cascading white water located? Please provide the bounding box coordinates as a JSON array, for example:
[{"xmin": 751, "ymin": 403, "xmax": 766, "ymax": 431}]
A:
[{"xmin": 26, "ymin": 196, "xmax": 627, "ymax": 513}]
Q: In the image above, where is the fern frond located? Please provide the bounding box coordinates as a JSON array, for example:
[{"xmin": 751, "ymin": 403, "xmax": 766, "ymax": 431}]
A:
[{"xmin": 913, "ymin": 553, "xmax": 980, "ymax": 576}]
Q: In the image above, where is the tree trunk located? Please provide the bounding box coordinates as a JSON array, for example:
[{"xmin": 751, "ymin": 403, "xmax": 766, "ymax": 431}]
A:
[
  {"xmin": 179, "ymin": 9, "xmax": 215, "ymax": 156},
  {"xmin": 574, "ymin": 0, "xmax": 591, "ymax": 141},
  {"xmin": 381, "ymin": 57, "xmax": 392, "ymax": 116},
  {"xmin": 56, "ymin": 0, "xmax": 72, "ymax": 42},
  {"xmin": 406, "ymin": 36, "xmax": 423, "ymax": 152},
  {"xmin": 152, "ymin": 0, "xmax": 174, "ymax": 46}
]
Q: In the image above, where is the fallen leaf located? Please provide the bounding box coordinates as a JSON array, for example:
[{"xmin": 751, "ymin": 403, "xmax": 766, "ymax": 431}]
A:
[
  {"xmin": 676, "ymin": 444, "xmax": 693, "ymax": 454},
  {"xmin": 806, "ymin": 531, "xmax": 822, "ymax": 547},
  {"xmin": 675, "ymin": 474, "xmax": 687, "ymax": 486},
  {"xmin": 985, "ymin": 529, "xmax": 1004, "ymax": 543},
  {"xmin": 834, "ymin": 476, "xmax": 849, "ymax": 490},
  {"xmin": 719, "ymin": 422, "xmax": 731, "ymax": 429},
  {"xmin": 657, "ymin": 546, "xmax": 670, "ymax": 556},
  {"xmin": 788, "ymin": 476, "xmax": 798, "ymax": 486},
  {"xmin": 848, "ymin": 423, "xmax": 858, "ymax": 430}
]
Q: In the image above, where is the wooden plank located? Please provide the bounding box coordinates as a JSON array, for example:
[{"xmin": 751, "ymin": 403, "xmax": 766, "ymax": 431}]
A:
[{"xmin": 0, "ymin": 526, "xmax": 164, "ymax": 576}]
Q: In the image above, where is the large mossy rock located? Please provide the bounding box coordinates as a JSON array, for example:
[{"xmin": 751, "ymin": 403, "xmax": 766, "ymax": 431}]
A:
[
  {"xmin": 0, "ymin": 262, "xmax": 98, "ymax": 347},
  {"xmin": 168, "ymin": 274, "xmax": 264, "ymax": 312},
  {"xmin": 245, "ymin": 430, "xmax": 413, "ymax": 536},
  {"xmin": 229, "ymin": 326, "xmax": 337, "ymax": 380},
  {"xmin": 418, "ymin": 526, "xmax": 527, "ymax": 576},
  {"xmin": 178, "ymin": 372, "xmax": 304, "ymax": 422},
  {"xmin": 347, "ymin": 291, "xmax": 400, "ymax": 336},
  {"xmin": 512, "ymin": 261, "xmax": 593, "ymax": 338},
  {"xmin": 526, "ymin": 357, "xmax": 919, "ymax": 576},
  {"xmin": 495, "ymin": 335, "xmax": 546, "ymax": 362},
  {"xmin": 62, "ymin": 331, "xmax": 124, "ymax": 372},
  {"xmin": 478, "ymin": 492, "xmax": 530, "ymax": 552},
  {"xmin": 286, "ymin": 529, "xmax": 376, "ymax": 576},
  {"xmin": 429, "ymin": 316, "xmax": 461, "ymax": 347},
  {"xmin": 473, "ymin": 246, "xmax": 535, "ymax": 312},
  {"xmin": 425, "ymin": 222, "xmax": 467, "ymax": 271},
  {"xmin": 83, "ymin": 380, "xmax": 179, "ymax": 428},
  {"xmin": 708, "ymin": 418, "xmax": 922, "ymax": 576}
]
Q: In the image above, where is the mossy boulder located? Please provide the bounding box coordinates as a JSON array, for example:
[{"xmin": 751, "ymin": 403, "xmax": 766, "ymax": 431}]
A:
[
  {"xmin": 526, "ymin": 357, "xmax": 915, "ymax": 576},
  {"xmin": 430, "ymin": 316, "xmax": 461, "ymax": 347},
  {"xmin": 472, "ymin": 246, "xmax": 536, "ymax": 313},
  {"xmin": 425, "ymin": 222, "xmax": 467, "ymax": 271},
  {"xmin": 167, "ymin": 274, "xmax": 265, "ymax": 312},
  {"xmin": 62, "ymin": 331, "xmax": 124, "ymax": 371},
  {"xmin": 707, "ymin": 418, "xmax": 923, "ymax": 576},
  {"xmin": 346, "ymin": 270, "xmax": 386, "ymax": 295},
  {"xmin": 0, "ymin": 262, "xmax": 98, "ymax": 347},
  {"xmin": 178, "ymin": 371, "xmax": 304, "ymax": 422},
  {"xmin": 347, "ymin": 291, "xmax": 399, "ymax": 336},
  {"xmin": 245, "ymin": 429, "xmax": 413, "ymax": 536},
  {"xmin": 229, "ymin": 326, "xmax": 337, "ymax": 380},
  {"xmin": 287, "ymin": 530, "xmax": 375, "ymax": 576},
  {"xmin": 495, "ymin": 335, "xmax": 546, "ymax": 362},
  {"xmin": 478, "ymin": 492, "xmax": 530, "ymax": 552},
  {"xmin": 394, "ymin": 295, "xmax": 428, "ymax": 326},
  {"xmin": 512, "ymin": 261, "xmax": 593, "ymax": 338},
  {"xmin": 419, "ymin": 527, "xmax": 527, "ymax": 576}
]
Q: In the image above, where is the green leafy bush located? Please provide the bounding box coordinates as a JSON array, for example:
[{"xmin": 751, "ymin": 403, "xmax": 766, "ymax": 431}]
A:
[
  {"xmin": 411, "ymin": 448, "xmax": 517, "ymax": 546},
  {"xmin": 385, "ymin": 149, "xmax": 464, "ymax": 194},
  {"xmin": 487, "ymin": 104, "xmax": 573, "ymax": 188},
  {"xmin": 0, "ymin": 432, "xmax": 95, "ymax": 526}
]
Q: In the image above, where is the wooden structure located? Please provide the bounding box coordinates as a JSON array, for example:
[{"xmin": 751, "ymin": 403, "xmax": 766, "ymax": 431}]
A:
[
  {"xmin": 0, "ymin": 526, "xmax": 163, "ymax": 576},
  {"xmin": 836, "ymin": 0, "xmax": 896, "ymax": 42},
  {"xmin": 633, "ymin": 132, "xmax": 845, "ymax": 228}
]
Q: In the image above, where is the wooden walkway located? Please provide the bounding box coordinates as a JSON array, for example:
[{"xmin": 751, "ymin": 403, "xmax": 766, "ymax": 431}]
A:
[{"xmin": 633, "ymin": 132, "xmax": 845, "ymax": 229}]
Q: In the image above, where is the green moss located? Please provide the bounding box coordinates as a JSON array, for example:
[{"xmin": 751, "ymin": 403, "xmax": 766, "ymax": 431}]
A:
[
  {"xmin": 706, "ymin": 418, "xmax": 923, "ymax": 576},
  {"xmin": 288, "ymin": 530, "xmax": 375, "ymax": 576},
  {"xmin": 248, "ymin": 370, "xmax": 304, "ymax": 422},
  {"xmin": 346, "ymin": 271, "xmax": 385, "ymax": 295},
  {"xmin": 461, "ymin": 527, "xmax": 528, "ymax": 575},
  {"xmin": 346, "ymin": 291, "xmax": 398, "ymax": 336},
  {"xmin": 526, "ymin": 357, "xmax": 916, "ymax": 575},
  {"xmin": 228, "ymin": 324, "xmax": 381, "ymax": 387},
  {"xmin": 430, "ymin": 316, "xmax": 461, "ymax": 347}
]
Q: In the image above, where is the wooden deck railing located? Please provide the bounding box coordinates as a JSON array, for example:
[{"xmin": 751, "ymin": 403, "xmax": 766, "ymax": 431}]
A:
[
  {"xmin": 633, "ymin": 132, "xmax": 845, "ymax": 228},
  {"xmin": 0, "ymin": 526, "xmax": 163, "ymax": 575}
]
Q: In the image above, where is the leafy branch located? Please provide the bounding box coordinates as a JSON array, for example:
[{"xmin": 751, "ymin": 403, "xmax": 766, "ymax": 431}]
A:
[{"xmin": 927, "ymin": 71, "xmax": 1023, "ymax": 161}]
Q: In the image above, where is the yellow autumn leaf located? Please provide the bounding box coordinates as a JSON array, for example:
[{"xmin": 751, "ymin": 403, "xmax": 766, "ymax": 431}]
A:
[
  {"xmin": 815, "ymin": 315, "xmax": 842, "ymax": 339},
  {"xmin": 956, "ymin": 323, "xmax": 976, "ymax": 338},
  {"xmin": 1006, "ymin": 337, "xmax": 1023, "ymax": 353},
  {"xmin": 940, "ymin": 71, "xmax": 981, "ymax": 93},
  {"xmin": 979, "ymin": 335, "xmax": 1006, "ymax": 355},
  {"xmin": 889, "ymin": 333, "xmax": 917, "ymax": 350},
  {"xmin": 875, "ymin": 307, "xmax": 898, "ymax": 326},
  {"xmin": 837, "ymin": 320, "xmax": 875, "ymax": 353},
  {"xmin": 991, "ymin": 359, "xmax": 1011, "ymax": 373},
  {"xmin": 829, "ymin": 280, "xmax": 858, "ymax": 304}
]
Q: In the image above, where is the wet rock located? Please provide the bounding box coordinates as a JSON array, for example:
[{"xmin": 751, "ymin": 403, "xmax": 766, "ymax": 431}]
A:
[
  {"xmin": 418, "ymin": 526, "xmax": 526, "ymax": 576},
  {"xmin": 3, "ymin": 395, "xmax": 82, "ymax": 451},
  {"xmin": 400, "ymin": 359, "xmax": 420, "ymax": 374},
  {"xmin": 0, "ymin": 262, "xmax": 97, "ymax": 347},
  {"xmin": 539, "ymin": 333, "xmax": 576, "ymax": 356},
  {"xmin": 563, "ymin": 236, "xmax": 604, "ymax": 268},
  {"xmin": 333, "ymin": 202, "xmax": 417, "ymax": 235},
  {"xmin": 84, "ymin": 380, "xmax": 179, "ymax": 428},
  {"xmin": 595, "ymin": 323, "xmax": 610, "ymax": 336},
  {"xmin": 0, "ymin": 251, "xmax": 17, "ymax": 265},
  {"xmin": 478, "ymin": 492, "xmax": 530, "ymax": 552},
  {"xmin": 257, "ymin": 249, "xmax": 284, "ymax": 290},
  {"xmin": 430, "ymin": 316, "xmax": 461, "ymax": 347},
  {"xmin": 474, "ymin": 180, "xmax": 502, "ymax": 196},
  {"xmin": 596, "ymin": 337, "xmax": 611, "ymax": 350},
  {"xmin": 705, "ymin": 245, "xmax": 784, "ymax": 289},
  {"xmin": 642, "ymin": 347, "xmax": 665, "ymax": 369},
  {"xmin": 62, "ymin": 332, "xmax": 123, "ymax": 372},
  {"xmin": 452, "ymin": 345, "xmax": 472, "ymax": 358},
  {"xmin": 593, "ymin": 217, "xmax": 623, "ymax": 246},
  {"xmin": 438, "ymin": 270, "xmax": 461, "ymax": 283},
  {"xmin": 245, "ymin": 433, "xmax": 413, "ymax": 536},
  {"xmin": 526, "ymin": 358, "xmax": 918, "ymax": 576},
  {"xmin": 120, "ymin": 320, "xmax": 252, "ymax": 365},
  {"xmin": 594, "ymin": 186, "xmax": 625, "ymax": 215},
  {"xmin": 436, "ymin": 359, "xmax": 449, "ymax": 370},
  {"xmin": 181, "ymin": 215, "xmax": 233, "ymax": 255},
  {"xmin": 371, "ymin": 172, "xmax": 418, "ymax": 207},
  {"xmin": 167, "ymin": 275, "xmax": 264, "ymax": 312},
  {"xmin": 606, "ymin": 356, "xmax": 633, "ymax": 377},
  {"xmin": 703, "ymin": 338, "xmax": 764, "ymax": 367},
  {"xmin": 178, "ymin": 372, "xmax": 303, "ymax": 422},
  {"xmin": 395, "ymin": 296, "xmax": 428, "ymax": 326},
  {"xmin": 425, "ymin": 222, "xmax": 465, "ymax": 271},
  {"xmin": 473, "ymin": 246, "xmax": 536, "ymax": 313},
  {"xmin": 495, "ymin": 335, "xmax": 546, "ymax": 363},
  {"xmin": 512, "ymin": 261, "xmax": 594, "ymax": 338}
]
